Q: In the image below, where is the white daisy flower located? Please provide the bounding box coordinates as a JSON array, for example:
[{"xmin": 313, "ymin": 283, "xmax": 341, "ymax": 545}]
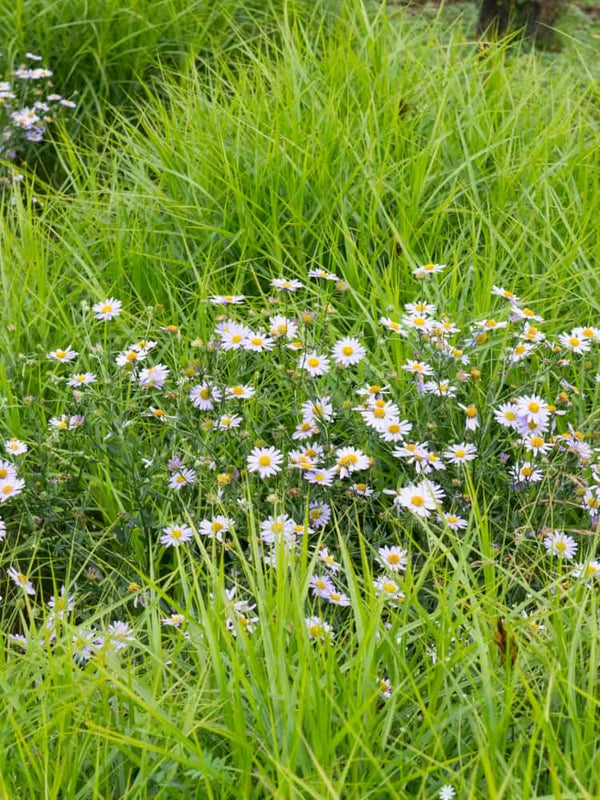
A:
[
  {"xmin": 226, "ymin": 384, "xmax": 255, "ymax": 400},
  {"xmin": 335, "ymin": 447, "xmax": 370, "ymax": 478},
  {"xmin": 270, "ymin": 278, "xmax": 304, "ymax": 292},
  {"xmin": 543, "ymin": 531, "xmax": 577, "ymax": 560},
  {"xmin": 305, "ymin": 616, "xmax": 333, "ymax": 640},
  {"xmin": 139, "ymin": 364, "xmax": 169, "ymax": 389},
  {"xmin": 92, "ymin": 298, "xmax": 122, "ymax": 320},
  {"xmin": 298, "ymin": 351, "xmax": 330, "ymax": 377},
  {"xmin": 413, "ymin": 262, "xmax": 446, "ymax": 278},
  {"xmin": 331, "ymin": 337, "xmax": 366, "ymax": 367},
  {"xmin": 160, "ymin": 524, "xmax": 194, "ymax": 547},
  {"xmin": 247, "ymin": 446, "xmax": 283, "ymax": 479},
  {"xmin": 199, "ymin": 516, "xmax": 234, "ymax": 540},
  {"xmin": 0, "ymin": 477, "xmax": 25, "ymax": 503},
  {"xmin": 377, "ymin": 545, "xmax": 408, "ymax": 572},
  {"xmin": 444, "ymin": 443, "xmax": 478, "ymax": 465},
  {"xmin": 242, "ymin": 332, "xmax": 275, "ymax": 352},
  {"xmin": 48, "ymin": 347, "xmax": 78, "ymax": 362},
  {"xmin": 210, "ymin": 294, "xmax": 245, "ymax": 305},
  {"xmin": 8, "ymin": 567, "xmax": 35, "ymax": 595},
  {"xmin": 67, "ymin": 372, "xmax": 96, "ymax": 387}
]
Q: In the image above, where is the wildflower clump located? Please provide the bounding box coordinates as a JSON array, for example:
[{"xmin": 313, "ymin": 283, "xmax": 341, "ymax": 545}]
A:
[
  {"xmin": 1, "ymin": 266, "xmax": 600, "ymax": 678},
  {"xmin": 0, "ymin": 52, "xmax": 75, "ymax": 187}
]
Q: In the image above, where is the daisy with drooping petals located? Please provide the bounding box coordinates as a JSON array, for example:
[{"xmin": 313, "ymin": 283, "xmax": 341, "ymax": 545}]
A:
[
  {"xmin": 492, "ymin": 285, "xmax": 520, "ymax": 304},
  {"xmin": 458, "ymin": 403, "xmax": 480, "ymax": 431},
  {"xmin": 8, "ymin": 567, "xmax": 35, "ymax": 595},
  {"xmin": 92, "ymin": 298, "xmax": 122, "ymax": 320},
  {"xmin": 308, "ymin": 268, "xmax": 339, "ymax": 280},
  {"xmin": 210, "ymin": 294, "xmax": 245, "ymax": 305},
  {"xmin": 571, "ymin": 561, "xmax": 600, "ymax": 581},
  {"xmin": 514, "ymin": 306, "xmax": 544, "ymax": 323},
  {"xmin": 325, "ymin": 588, "xmax": 351, "ymax": 606},
  {"xmin": 271, "ymin": 278, "xmax": 304, "ymax": 292},
  {"xmin": 161, "ymin": 613, "xmax": 186, "ymax": 628},
  {"xmin": 413, "ymin": 262, "xmax": 446, "ymax": 278},
  {"xmin": 247, "ymin": 447, "xmax": 283, "ymax": 479}
]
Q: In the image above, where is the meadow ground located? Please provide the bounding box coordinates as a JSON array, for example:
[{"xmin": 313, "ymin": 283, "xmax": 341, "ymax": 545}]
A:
[{"xmin": 0, "ymin": 1, "xmax": 599, "ymax": 798}]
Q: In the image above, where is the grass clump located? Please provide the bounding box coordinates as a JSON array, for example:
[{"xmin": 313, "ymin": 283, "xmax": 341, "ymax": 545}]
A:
[{"xmin": 0, "ymin": 2, "xmax": 599, "ymax": 798}]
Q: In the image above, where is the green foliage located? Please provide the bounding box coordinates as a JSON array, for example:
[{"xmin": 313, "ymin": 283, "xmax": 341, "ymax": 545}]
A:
[{"xmin": 0, "ymin": 1, "xmax": 600, "ymax": 798}]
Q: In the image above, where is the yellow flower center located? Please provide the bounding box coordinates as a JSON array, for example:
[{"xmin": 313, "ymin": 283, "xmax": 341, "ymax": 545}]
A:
[
  {"xmin": 258, "ymin": 455, "xmax": 272, "ymax": 467},
  {"xmin": 342, "ymin": 345, "xmax": 354, "ymax": 356},
  {"xmin": 307, "ymin": 357, "xmax": 320, "ymax": 368},
  {"xmin": 411, "ymin": 495, "xmax": 424, "ymax": 507}
]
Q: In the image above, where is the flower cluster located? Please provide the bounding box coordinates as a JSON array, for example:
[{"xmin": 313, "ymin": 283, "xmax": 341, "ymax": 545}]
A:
[
  {"xmin": 2, "ymin": 267, "xmax": 600, "ymax": 674},
  {"xmin": 0, "ymin": 52, "xmax": 75, "ymax": 185}
]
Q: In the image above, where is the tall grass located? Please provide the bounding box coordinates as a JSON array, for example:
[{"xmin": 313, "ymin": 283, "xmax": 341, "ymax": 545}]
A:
[{"xmin": 0, "ymin": 2, "xmax": 599, "ymax": 797}]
